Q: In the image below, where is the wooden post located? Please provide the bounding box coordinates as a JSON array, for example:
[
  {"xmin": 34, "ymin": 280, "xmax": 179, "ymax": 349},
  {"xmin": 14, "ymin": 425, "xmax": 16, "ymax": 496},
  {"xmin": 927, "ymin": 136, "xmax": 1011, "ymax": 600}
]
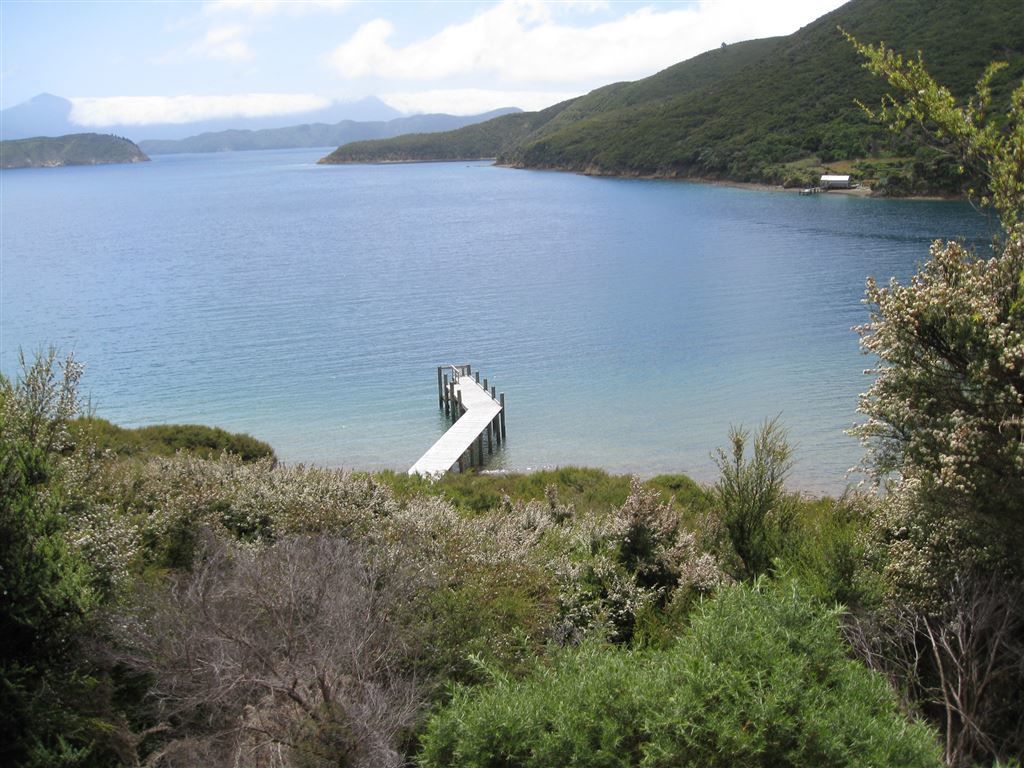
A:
[
  {"xmin": 475, "ymin": 371, "xmax": 480, "ymax": 384},
  {"xmin": 448, "ymin": 379, "xmax": 456, "ymax": 419},
  {"xmin": 483, "ymin": 377, "xmax": 488, "ymax": 393},
  {"xmin": 487, "ymin": 422, "xmax": 493, "ymax": 454},
  {"xmin": 476, "ymin": 433, "xmax": 483, "ymax": 465},
  {"xmin": 499, "ymin": 393, "xmax": 506, "ymax": 440},
  {"xmin": 490, "ymin": 385, "xmax": 499, "ymax": 445},
  {"xmin": 443, "ymin": 373, "xmax": 450, "ymax": 416},
  {"xmin": 457, "ymin": 390, "xmax": 464, "ymax": 421},
  {"xmin": 437, "ymin": 366, "xmax": 444, "ymax": 409}
]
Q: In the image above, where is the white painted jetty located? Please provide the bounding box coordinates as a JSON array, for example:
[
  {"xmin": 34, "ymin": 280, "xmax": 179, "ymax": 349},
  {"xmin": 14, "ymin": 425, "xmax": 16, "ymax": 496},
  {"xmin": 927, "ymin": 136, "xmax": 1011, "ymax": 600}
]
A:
[{"xmin": 409, "ymin": 368, "xmax": 504, "ymax": 476}]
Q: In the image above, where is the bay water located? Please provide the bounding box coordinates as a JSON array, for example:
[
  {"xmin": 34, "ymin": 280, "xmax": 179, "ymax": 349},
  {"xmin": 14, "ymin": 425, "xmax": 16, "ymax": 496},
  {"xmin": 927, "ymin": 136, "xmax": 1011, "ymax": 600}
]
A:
[{"xmin": 0, "ymin": 148, "xmax": 994, "ymax": 493}]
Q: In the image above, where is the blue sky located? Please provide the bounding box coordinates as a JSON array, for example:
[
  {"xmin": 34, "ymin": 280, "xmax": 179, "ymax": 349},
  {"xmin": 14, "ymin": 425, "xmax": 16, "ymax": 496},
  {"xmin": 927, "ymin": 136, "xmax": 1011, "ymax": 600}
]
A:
[{"xmin": 1, "ymin": 0, "xmax": 848, "ymax": 121}]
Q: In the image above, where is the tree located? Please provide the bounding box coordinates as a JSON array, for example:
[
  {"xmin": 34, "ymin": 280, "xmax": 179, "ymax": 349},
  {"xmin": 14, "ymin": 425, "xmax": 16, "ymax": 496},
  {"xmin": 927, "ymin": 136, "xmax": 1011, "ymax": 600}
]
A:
[
  {"xmin": 845, "ymin": 37, "xmax": 1024, "ymax": 766},
  {"xmin": 847, "ymin": 38, "xmax": 1024, "ymax": 586}
]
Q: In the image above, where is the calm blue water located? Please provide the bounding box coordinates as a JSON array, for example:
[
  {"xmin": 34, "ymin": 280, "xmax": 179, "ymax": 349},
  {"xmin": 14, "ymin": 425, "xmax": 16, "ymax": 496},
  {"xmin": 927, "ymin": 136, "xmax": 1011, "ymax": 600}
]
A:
[{"xmin": 0, "ymin": 148, "xmax": 995, "ymax": 492}]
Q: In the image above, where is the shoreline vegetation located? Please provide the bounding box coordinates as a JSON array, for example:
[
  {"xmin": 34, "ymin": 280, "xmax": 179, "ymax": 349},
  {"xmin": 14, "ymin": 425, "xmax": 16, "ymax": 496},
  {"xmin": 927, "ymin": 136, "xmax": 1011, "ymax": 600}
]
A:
[
  {"xmin": 4, "ymin": 334, "xmax": 1021, "ymax": 766},
  {"xmin": 325, "ymin": 153, "xmax": 946, "ymax": 199},
  {"xmin": 314, "ymin": 124, "xmax": 972, "ymax": 202}
]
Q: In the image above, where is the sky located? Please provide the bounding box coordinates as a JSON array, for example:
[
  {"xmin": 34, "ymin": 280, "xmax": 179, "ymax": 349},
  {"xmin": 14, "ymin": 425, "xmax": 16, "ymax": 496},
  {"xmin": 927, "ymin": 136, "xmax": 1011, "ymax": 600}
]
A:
[{"xmin": 0, "ymin": 0, "xmax": 849, "ymax": 123}]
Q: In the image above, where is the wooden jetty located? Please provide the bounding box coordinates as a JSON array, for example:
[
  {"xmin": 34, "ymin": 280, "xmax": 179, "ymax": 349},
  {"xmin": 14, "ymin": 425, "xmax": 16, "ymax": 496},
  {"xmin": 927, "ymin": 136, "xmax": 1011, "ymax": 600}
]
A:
[{"xmin": 409, "ymin": 364, "xmax": 506, "ymax": 476}]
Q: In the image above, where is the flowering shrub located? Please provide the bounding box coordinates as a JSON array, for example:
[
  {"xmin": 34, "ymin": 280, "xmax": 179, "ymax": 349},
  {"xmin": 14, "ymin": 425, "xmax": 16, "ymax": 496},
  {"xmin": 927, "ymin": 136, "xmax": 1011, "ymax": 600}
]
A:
[
  {"xmin": 855, "ymin": 239, "xmax": 1024, "ymax": 505},
  {"xmin": 0, "ymin": 348, "xmax": 84, "ymax": 458},
  {"xmin": 370, "ymin": 494, "xmax": 559, "ymax": 680},
  {"xmin": 851, "ymin": 236, "xmax": 1024, "ymax": 605},
  {"xmin": 533, "ymin": 478, "xmax": 729, "ymax": 645}
]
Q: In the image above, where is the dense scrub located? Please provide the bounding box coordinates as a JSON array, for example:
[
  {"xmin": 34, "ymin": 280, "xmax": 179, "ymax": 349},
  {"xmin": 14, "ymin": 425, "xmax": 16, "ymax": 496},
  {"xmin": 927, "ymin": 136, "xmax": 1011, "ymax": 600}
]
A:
[
  {"xmin": 420, "ymin": 582, "xmax": 942, "ymax": 768},
  {"xmin": 2, "ymin": 351, "xmax": 935, "ymax": 766},
  {"xmin": 71, "ymin": 416, "xmax": 275, "ymax": 462}
]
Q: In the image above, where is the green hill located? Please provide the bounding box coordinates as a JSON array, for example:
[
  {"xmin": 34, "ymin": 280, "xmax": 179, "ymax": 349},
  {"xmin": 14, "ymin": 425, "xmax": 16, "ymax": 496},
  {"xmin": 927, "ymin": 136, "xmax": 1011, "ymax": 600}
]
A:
[
  {"xmin": 0, "ymin": 133, "xmax": 149, "ymax": 169},
  {"xmin": 320, "ymin": 0, "xmax": 1024, "ymax": 193}
]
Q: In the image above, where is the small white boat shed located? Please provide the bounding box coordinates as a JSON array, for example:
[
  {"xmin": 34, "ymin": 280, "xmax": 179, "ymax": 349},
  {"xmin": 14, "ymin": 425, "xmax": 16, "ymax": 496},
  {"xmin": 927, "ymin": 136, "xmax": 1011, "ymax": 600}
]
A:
[{"xmin": 820, "ymin": 174, "xmax": 851, "ymax": 189}]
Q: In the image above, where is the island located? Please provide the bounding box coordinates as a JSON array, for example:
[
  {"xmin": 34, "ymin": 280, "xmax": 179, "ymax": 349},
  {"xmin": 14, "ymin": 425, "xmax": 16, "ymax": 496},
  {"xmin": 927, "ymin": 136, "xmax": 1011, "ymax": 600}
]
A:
[{"xmin": 0, "ymin": 133, "xmax": 149, "ymax": 169}]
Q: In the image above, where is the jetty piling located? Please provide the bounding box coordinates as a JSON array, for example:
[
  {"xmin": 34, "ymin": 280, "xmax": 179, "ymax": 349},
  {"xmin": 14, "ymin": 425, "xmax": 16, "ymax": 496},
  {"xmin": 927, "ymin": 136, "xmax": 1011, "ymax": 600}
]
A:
[
  {"xmin": 491, "ymin": 386, "xmax": 500, "ymax": 445},
  {"xmin": 499, "ymin": 393, "xmax": 506, "ymax": 441}
]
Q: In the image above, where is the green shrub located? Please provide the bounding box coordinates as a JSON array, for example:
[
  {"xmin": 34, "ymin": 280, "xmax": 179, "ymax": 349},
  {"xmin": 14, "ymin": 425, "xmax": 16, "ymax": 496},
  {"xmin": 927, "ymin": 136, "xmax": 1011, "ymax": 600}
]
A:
[
  {"xmin": 781, "ymin": 493, "xmax": 881, "ymax": 608},
  {"xmin": 418, "ymin": 581, "xmax": 943, "ymax": 768},
  {"xmin": 71, "ymin": 417, "xmax": 276, "ymax": 462},
  {"xmin": 0, "ymin": 431, "xmax": 97, "ymax": 766},
  {"xmin": 712, "ymin": 418, "xmax": 799, "ymax": 580}
]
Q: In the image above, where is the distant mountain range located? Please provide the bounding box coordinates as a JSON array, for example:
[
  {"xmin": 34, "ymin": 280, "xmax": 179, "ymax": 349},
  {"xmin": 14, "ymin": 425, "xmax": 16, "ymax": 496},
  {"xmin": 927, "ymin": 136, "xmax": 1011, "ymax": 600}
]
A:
[
  {"xmin": 137, "ymin": 109, "xmax": 521, "ymax": 155},
  {"xmin": 0, "ymin": 94, "xmax": 407, "ymax": 142},
  {"xmin": 0, "ymin": 134, "xmax": 148, "ymax": 169},
  {"xmin": 320, "ymin": 0, "xmax": 1024, "ymax": 195}
]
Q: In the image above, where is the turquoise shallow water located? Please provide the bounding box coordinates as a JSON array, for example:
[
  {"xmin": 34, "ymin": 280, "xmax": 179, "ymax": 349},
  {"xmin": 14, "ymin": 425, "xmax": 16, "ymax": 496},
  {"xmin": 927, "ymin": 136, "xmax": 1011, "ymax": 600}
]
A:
[{"xmin": 0, "ymin": 148, "xmax": 995, "ymax": 492}]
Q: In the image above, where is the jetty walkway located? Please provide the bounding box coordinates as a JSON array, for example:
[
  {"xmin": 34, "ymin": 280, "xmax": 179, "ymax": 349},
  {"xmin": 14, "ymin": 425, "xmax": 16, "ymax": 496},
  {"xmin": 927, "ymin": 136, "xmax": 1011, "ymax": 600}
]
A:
[{"xmin": 409, "ymin": 365, "xmax": 505, "ymax": 476}]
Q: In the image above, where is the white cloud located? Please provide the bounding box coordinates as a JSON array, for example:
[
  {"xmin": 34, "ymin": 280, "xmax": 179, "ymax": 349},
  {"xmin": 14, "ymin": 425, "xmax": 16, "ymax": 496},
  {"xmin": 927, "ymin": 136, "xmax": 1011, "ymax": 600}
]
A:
[
  {"xmin": 205, "ymin": 0, "xmax": 350, "ymax": 17},
  {"xmin": 180, "ymin": 1, "xmax": 351, "ymax": 67},
  {"xmin": 556, "ymin": 1, "xmax": 611, "ymax": 12},
  {"xmin": 327, "ymin": 0, "xmax": 845, "ymax": 85},
  {"xmin": 381, "ymin": 88, "xmax": 578, "ymax": 116},
  {"xmin": 68, "ymin": 93, "xmax": 332, "ymax": 126},
  {"xmin": 190, "ymin": 25, "xmax": 253, "ymax": 60}
]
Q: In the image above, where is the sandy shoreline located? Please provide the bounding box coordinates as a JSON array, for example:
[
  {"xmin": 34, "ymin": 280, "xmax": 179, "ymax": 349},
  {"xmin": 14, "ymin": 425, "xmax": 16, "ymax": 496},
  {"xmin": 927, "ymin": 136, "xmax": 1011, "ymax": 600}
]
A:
[
  {"xmin": 685, "ymin": 177, "xmax": 961, "ymax": 201},
  {"xmin": 691, "ymin": 177, "xmax": 879, "ymax": 197}
]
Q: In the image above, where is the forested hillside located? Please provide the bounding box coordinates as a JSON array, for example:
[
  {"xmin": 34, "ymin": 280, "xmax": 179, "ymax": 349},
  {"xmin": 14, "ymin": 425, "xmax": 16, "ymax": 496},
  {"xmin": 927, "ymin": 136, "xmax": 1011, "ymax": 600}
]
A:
[
  {"xmin": 318, "ymin": 101, "xmax": 573, "ymax": 163},
  {"xmin": 321, "ymin": 0, "xmax": 1024, "ymax": 193}
]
